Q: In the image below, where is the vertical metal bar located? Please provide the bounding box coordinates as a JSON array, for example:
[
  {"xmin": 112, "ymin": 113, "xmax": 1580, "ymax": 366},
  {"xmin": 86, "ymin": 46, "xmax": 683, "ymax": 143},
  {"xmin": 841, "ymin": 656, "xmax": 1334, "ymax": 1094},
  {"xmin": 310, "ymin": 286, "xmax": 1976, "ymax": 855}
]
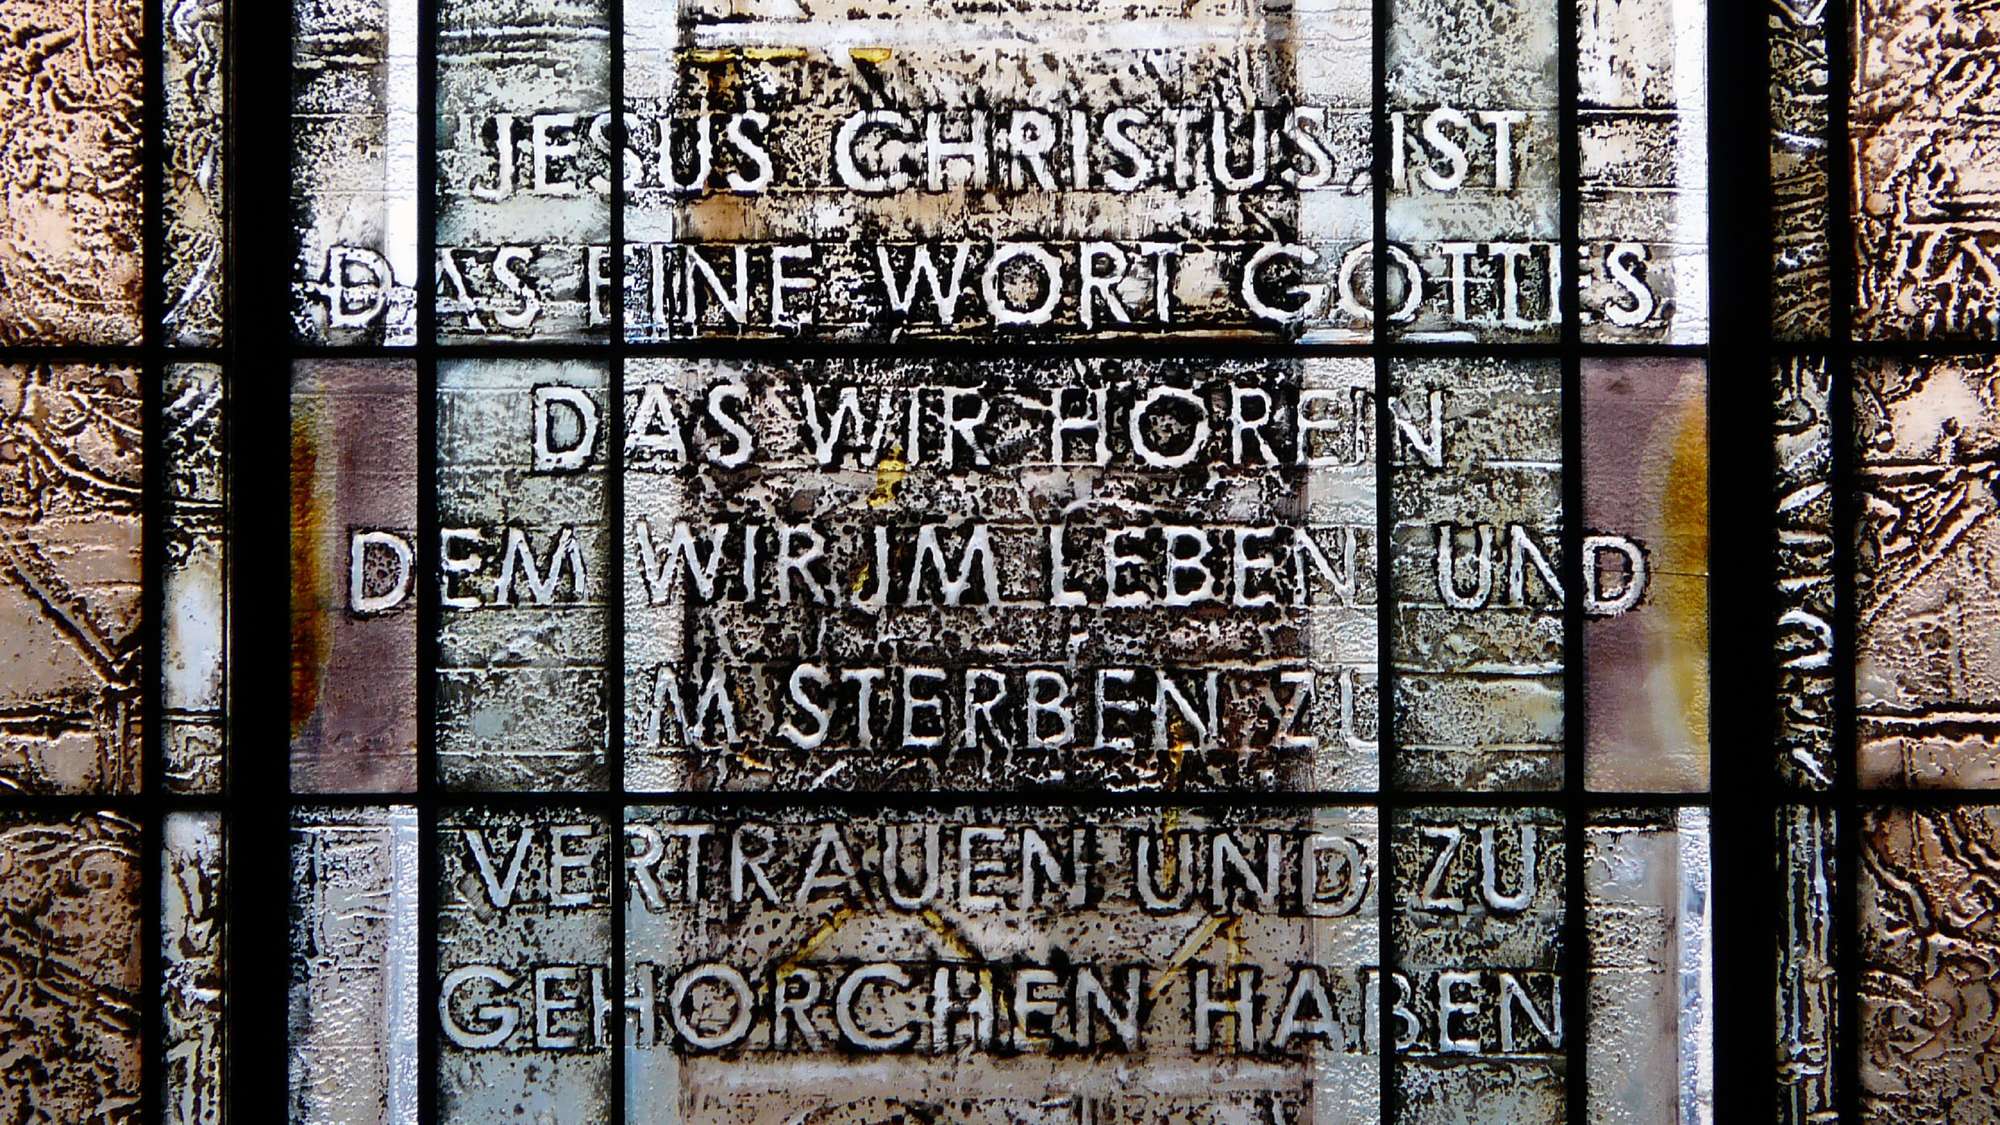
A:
[
  {"xmin": 1557, "ymin": 0, "xmax": 1588, "ymax": 1116},
  {"xmin": 1371, "ymin": 0, "xmax": 1396, "ymax": 1112}
]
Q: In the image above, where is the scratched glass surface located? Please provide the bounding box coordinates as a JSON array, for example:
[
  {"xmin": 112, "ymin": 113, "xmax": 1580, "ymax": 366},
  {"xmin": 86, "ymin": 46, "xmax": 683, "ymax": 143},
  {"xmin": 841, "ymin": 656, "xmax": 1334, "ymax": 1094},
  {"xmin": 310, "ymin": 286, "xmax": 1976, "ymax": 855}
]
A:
[
  {"xmin": 1390, "ymin": 357, "xmax": 1566, "ymax": 791},
  {"xmin": 623, "ymin": 355, "xmax": 1378, "ymax": 792},
  {"xmin": 624, "ymin": 805, "xmax": 1380, "ymax": 1121},
  {"xmin": 437, "ymin": 359, "xmax": 610, "ymax": 790},
  {"xmin": 434, "ymin": 0, "xmax": 610, "ymax": 342},
  {"xmin": 623, "ymin": 0, "xmax": 1374, "ymax": 341},
  {"xmin": 1392, "ymin": 806, "xmax": 1566, "ymax": 1122}
]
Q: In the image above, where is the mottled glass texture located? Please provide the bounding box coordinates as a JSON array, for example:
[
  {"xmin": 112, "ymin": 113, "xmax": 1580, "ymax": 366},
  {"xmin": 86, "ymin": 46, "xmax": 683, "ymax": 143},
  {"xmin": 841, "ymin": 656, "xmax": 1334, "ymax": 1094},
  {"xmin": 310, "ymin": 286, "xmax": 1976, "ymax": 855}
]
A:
[
  {"xmin": 1582, "ymin": 358, "xmax": 1709, "ymax": 792},
  {"xmin": 166, "ymin": 363, "xmax": 228, "ymax": 793},
  {"xmin": 0, "ymin": 365, "xmax": 144, "ymax": 795},
  {"xmin": 1391, "ymin": 358, "xmax": 1565, "ymax": 790},
  {"xmin": 290, "ymin": 360, "xmax": 419, "ymax": 793},
  {"xmin": 437, "ymin": 359, "xmax": 609, "ymax": 790},
  {"xmin": 1854, "ymin": 356, "xmax": 2000, "ymax": 787}
]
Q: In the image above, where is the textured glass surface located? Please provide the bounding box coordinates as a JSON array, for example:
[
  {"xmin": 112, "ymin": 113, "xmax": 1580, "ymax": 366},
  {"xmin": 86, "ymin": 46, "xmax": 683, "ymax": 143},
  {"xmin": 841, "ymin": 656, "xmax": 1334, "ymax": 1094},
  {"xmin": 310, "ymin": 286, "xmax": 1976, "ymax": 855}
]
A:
[
  {"xmin": 437, "ymin": 359, "xmax": 609, "ymax": 789},
  {"xmin": 0, "ymin": 812, "xmax": 142, "ymax": 1119},
  {"xmin": 1774, "ymin": 357, "xmax": 1834, "ymax": 789},
  {"xmin": 1583, "ymin": 807, "xmax": 1711, "ymax": 1124},
  {"xmin": 1392, "ymin": 806, "xmax": 1565, "ymax": 1121},
  {"xmin": 438, "ymin": 806, "xmax": 611, "ymax": 1121},
  {"xmin": 1769, "ymin": 0, "xmax": 1829, "ymax": 338},
  {"xmin": 165, "ymin": 363, "xmax": 228, "ymax": 793},
  {"xmin": 0, "ymin": 365, "xmax": 144, "ymax": 795},
  {"xmin": 434, "ymin": 0, "xmax": 610, "ymax": 342},
  {"xmin": 1859, "ymin": 807, "xmax": 2000, "ymax": 1120},
  {"xmin": 1852, "ymin": 0, "xmax": 2000, "ymax": 339},
  {"xmin": 1581, "ymin": 357, "xmax": 1709, "ymax": 792},
  {"xmin": 1776, "ymin": 805, "xmax": 1835, "ymax": 1123},
  {"xmin": 165, "ymin": 811, "xmax": 227, "ymax": 1125},
  {"xmin": 626, "ymin": 805, "xmax": 1379, "ymax": 1120},
  {"xmin": 1854, "ymin": 356, "xmax": 2000, "ymax": 787},
  {"xmin": 292, "ymin": 0, "xmax": 419, "ymax": 344},
  {"xmin": 164, "ymin": 0, "xmax": 228, "ymax": 345},
  {"xmin": 624, "ymin": 0, "xmax": 1373, "ymax": 341},
  {"xmin": 1387, "ymin": 0, "xmax": 1561, "ymax": 341},
  {"xmin": 290, "ymin": 360, "xmax": 420, "ymax": 793},
  {"xmin": 289, "ymin": 805, "xmax": 421, "ymax": 1125},
  {"xmin": 1391, "ymin": 358, "xmax": 1565, "ymax": 790},
  {"xmin": 624, "ymin": 356, "xmax": 1378, "ymax": 791},
  {"xmin": 0, "ymin": 0, "xmax": 143, "ymax": 344},
  {"xmin": 1576, "ymin": 0, "xmax": 1708, "ymax": 343}
]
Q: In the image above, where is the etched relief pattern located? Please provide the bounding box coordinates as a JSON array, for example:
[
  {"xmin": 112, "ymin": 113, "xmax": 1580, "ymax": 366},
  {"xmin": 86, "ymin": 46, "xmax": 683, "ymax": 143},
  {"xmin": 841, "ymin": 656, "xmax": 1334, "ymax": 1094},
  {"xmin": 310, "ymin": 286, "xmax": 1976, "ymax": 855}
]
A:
[
  {"xmin": 1770, "ymin": 0, "xmax": 1829, "ymax": 338},
  {"xmin": 292, "ymin": 0, "xmax": 418, "ymax": 344},
  {"xmin": 1854, "ymin": 356, "xmax": 2000, "ymax": 786},
  {"xmin": 0, "ymin": 0, "xmax": 143, "ymax": 344},
  {"xmin": 289, "ymin": 806, "xmax": 420, "ymax": 1125},
  {"xmin": 0, "ymin": 365, "xmax": 144, "ymax": 795},
  {"xmin": 164, "ymin": 0, "xmax": 228, "ymax": 345},
  {"xmin": 1576, "ymin": 0, "xmax": 1709, "ymax": 344},
  {"xmin": 1775, "ymin": 357, "xmax": 1835, "ymax": 789},
  {"xmin": 437, "ymin": 807, "xmax": 610, "ymax": 1122},
  {"xmin": 1859, "ymin": 807, "xmax": 2000, "ymax": 1122},
  {"xmin": 624, "ymin": 0, "xmax": 1373, "ymax": 341},
  {"xmin": 1852, "ymin": 0, "xmax": 2000, "ymax": 338},
  {"xmin": 165, "ymin": 363, "xmax": 227, "ymax": 793},
  {"xmin": 0, "ymin": 812, "xmax": 142, "ymax": 1123},
  {"xmin": 1391, "ymin": 358, "xmax": 1565, "ymax": 791},
  {"xmin": 1393, "ymin": 807, "xmax": 1566, "ymax": 1122},
  {"xmin": 435, "ymin": 0, "xmax": 609, "ymax": 342},
  {"xmin": 1776, "ymin": 805, "xmax": 1836, "ymax": 1124},
  {"xmin": 623, "ymin": 356, "xmax": 1377, "ymax": 791},
  {"xmin": 626, "ymin": 806, "xmax": 1379, "ymax": 1121},
  {"xmin": 437, "ymin": 360, "xmax": 609, "ymax": 790},
  {"xmin": 164, "ymin": 811, "xmax": 226, "ymax": 1125}
]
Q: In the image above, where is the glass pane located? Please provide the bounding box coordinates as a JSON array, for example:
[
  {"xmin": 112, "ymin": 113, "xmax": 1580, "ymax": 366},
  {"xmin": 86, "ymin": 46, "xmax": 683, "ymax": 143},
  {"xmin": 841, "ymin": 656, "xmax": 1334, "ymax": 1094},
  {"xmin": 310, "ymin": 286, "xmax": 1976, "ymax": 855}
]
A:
[
  {"xmin": 0, "ymin": 812, "xmax": 141, "ymax": 1116},
  {"xmin": 624, "ymin": 0, "xmax": 1372, "ymax": 341},
  {"xmin": 434, "ymin": 0, "xmax": 611, "ymax": 342},
  {"xmin": 1775, "ymin": 805, "xmax": 1836, "ymax": 1123},
  {"xmin": 0, "ymin": 0, "xmax": 142, "ymax": 344},
  {"xmin": 165, "ymin": 362, "xmax": 229, "ymax": 793},
  {"xmin": 626, "ymin": 805, "xmax": 1379, "ymax": 1120},
  {"xmin": 164, "ymin": 0, "xmax": 229, "ymax": 346},
  {"xmin": 437, "ymin": 359, "xmax": 610, "ymax": 790},
  {"xmin": 1392, "ymin": 806, "xmax": 1566, "ymax": 1121},
  {"xmin": 623, "ymin": 356, "xmax": 1377, "ymax": 791},
  {"xmin": 1387, "ymin": 0, "xmax": 1561, "ymax": 341},
  {"xmin": 0, "ymin": 364, "xmax": 144, "ymax": 794},
  {"xmin": 1769, "ymin": 0, "xmax": 1830, "ymax": 339},
  {"xmin": 1854, "ymin": 355, "xmax": 2000, "ymax": 787},
  {"xmin": 290, "ymin": 359, "xmax": 419, "ymax": 793},
  {"xmin": 1583, "ymin": 807, "xmax": 1711, "ymax": 1123},
  {"xmin": 1576, "ymin": 0, "xmax": 1708, "ymax": 343},
  {"xmin": 1859, "ymin": 807, "xmax": 2000, "ymax": 1119},
  {"xmin": 165, "ymin": 810, "xmax": 228, "ymax": 1125},
  {"xmin": 1774, "ymin": 356, "xmax": 1834, "ymax": 789},
  {"xmin": 1581, "ymin": 357, "xmax": 1709, "ymax": 792},
  {"xmin": 291, "ymin": 0, "xmax": 419, "ymax": 344},
  {"xmin": 438, "ymin": 806, "xmax": 612, "ymax": 1120},
  {"xmin": 288, "ymin": 805, "xmax": 421, "ymax": 1125},
  {"xmin": 1390, "ymin": 358, "xmax": 1565, "ymax": 790}
]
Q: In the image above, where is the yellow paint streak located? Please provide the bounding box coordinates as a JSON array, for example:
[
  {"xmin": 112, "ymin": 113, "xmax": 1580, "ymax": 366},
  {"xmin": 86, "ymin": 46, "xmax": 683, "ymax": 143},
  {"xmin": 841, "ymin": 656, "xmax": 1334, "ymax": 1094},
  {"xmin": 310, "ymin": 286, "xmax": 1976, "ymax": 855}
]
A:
[
  {"xmin": 745, "ymin": 47, "xmax": 807, "ymax": 60},
  {"xmin": 1661, "ymin": 393, "xmax": 1711, "ymax": 746},
  {"xmin": 775, "ymin": 905, "xmax": 857, "ymax": 975},
  {"xmin": 1150, "ymin": 915, "xmax": 1238, "ymax": 1000},
  {"xmin": 849, "ymin": 47, "xmax": 892, "ymax": 64},
  {"xmin": 682, "ymin": 48, "xmax": 733, "ymax": 63},
  {"xmin": 867, "ymin": 447, "xmax": 908, "ymax": 509}
]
